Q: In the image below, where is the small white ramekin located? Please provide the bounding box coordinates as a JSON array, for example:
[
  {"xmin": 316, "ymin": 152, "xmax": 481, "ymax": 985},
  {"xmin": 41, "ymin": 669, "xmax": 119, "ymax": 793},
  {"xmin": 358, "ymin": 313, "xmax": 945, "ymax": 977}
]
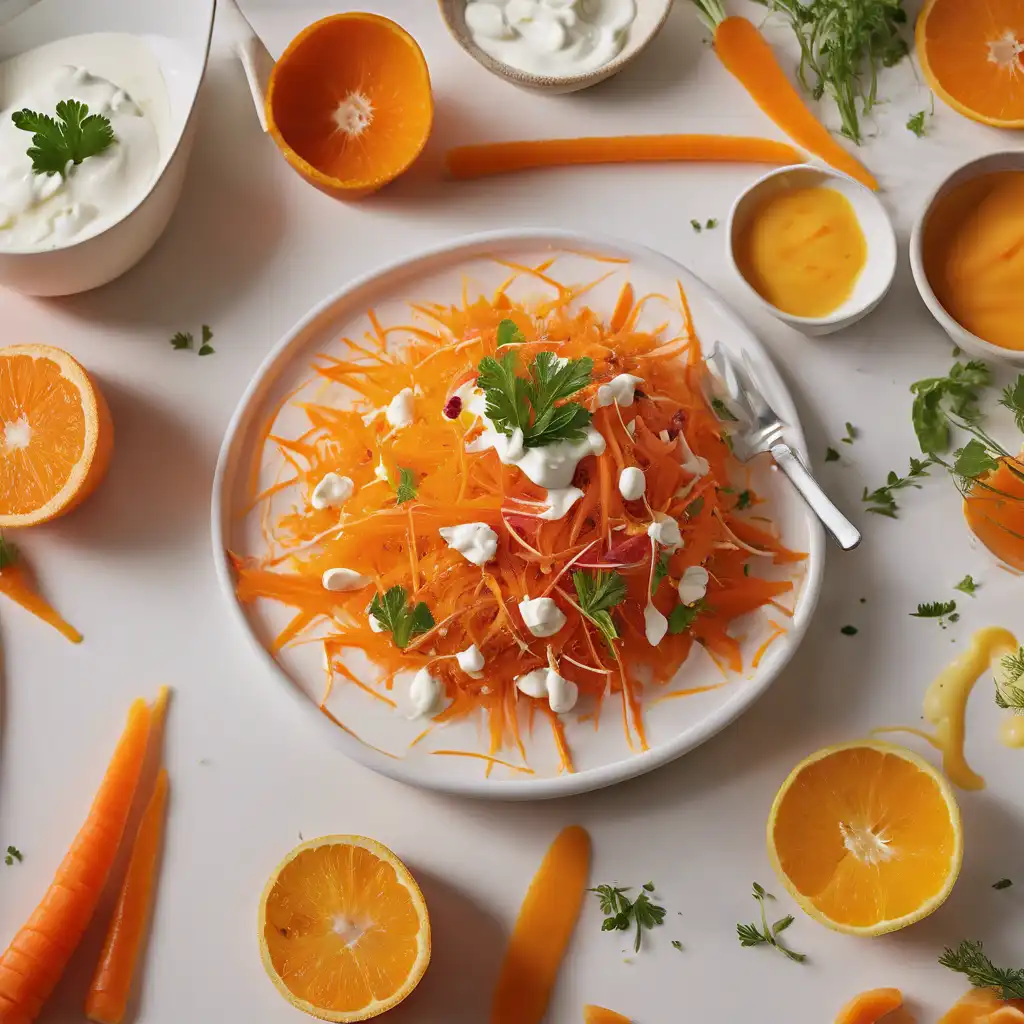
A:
[
  {"xmin": 726, "ymin": 164, "xmax": 897, "ymax": 337},
  {"xmin": 910, "ymin": 150, "xmax": 1024, "ymax": 366}
]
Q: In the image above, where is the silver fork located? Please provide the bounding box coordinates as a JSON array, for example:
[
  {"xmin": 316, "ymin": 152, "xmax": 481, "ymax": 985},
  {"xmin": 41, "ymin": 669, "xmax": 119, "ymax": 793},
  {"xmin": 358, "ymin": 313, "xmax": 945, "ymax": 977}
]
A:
[{"xmin": 705, "ymin": 342, "xmax": 861, "ymax": 551}]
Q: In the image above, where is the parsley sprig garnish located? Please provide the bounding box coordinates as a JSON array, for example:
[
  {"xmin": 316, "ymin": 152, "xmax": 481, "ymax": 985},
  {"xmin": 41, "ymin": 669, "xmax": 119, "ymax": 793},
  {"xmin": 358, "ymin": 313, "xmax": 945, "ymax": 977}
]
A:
[
  {"xmin": 940, "ymin": 940, "xmax": 1024, "ymax": 1000},
  {"xmin": 367, "ymin": 586, "xmax": 434, "ymax": 649},
  {"xmin": 737, "ymin": 883, "xmax": 806, "ymax": 963},
  {"xmin": 476, "ymin": 350, "xmax": 593, "ymax": 448},
  {"xmin": 954, "ymin": 574, "xmax": 978, "ymax": 597},
  {"xmin": 496, "ymin": 319, "xmax": 526, "ymax": 347},
  {"xmin": 651, "ymin": 553, "xmax": 671, "ymax": 595},
  {"xmin": 391, "ymin": 467, "xmax": 417, "ymax": 504},
  {"xmin": 668, "ymin": 599, "xmax": 705, "ymax": 635},
  {"xmin": 573, "ymin": 570, "xmax": 627, "ymax": 650},
  {"xmin": 911, "ymin": 600, "xmax": 957, "ymax": 623},
  {"xmin": 862, "ymin": 456, "xmax": 934, "ymax": 518},
  {"xmin": 590, "ymin": 883, "xmax": 666, "ymax": 953},
  {"xmin": 12, "ymin": 99, "xmax": 115, "ymax": 176},
  {"xmin": 4, "ymin": 846, "xmax": 22, "ymax": 866},
  {"xmin": 170, "ymin": 325, "xmax": 214, "ymax": 356}
]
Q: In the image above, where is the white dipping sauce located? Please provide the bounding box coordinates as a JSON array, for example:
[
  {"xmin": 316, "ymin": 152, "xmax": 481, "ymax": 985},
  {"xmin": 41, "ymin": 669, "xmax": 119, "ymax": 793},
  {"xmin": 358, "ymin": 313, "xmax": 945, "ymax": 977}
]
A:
[
  {"xmin": 465, "ymin": 0, "xmax": 637, "ymax": 79},
  {"xmin": 0, "ymin": 55, "xmax": 160, "ymax": 251}
]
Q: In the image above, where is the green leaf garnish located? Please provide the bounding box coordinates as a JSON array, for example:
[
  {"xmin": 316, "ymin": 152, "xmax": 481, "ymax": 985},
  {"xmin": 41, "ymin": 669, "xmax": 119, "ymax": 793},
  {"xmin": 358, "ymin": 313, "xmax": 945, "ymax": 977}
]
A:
[
  {"xmin": 12, "ymin": 99, "xmax": 115, "ymax": 176},
  {"xmin": 705, "ymin": 218, "xmax": 718, "ymax": 229},
  {"xmin": 993, "ymin": 879, "xmax": 1013, "ymax": 890},
  {"xmin": 690, "ymin": 219, "xmax": 702, "ymax": 232},
  {"xmin": 841, "ymin": 625, "xmax": 858, "ymax": 636},
  {"xmin": 651, "ymin": 553, "xmax": 671, "ymax": 595},
  {"xmin": 953, "ymin": 439, "xmax": 999, "ymax": 482},
  {"xmin": 841, "ymin": 422, "xmax": 857, "ymax": 445},
  {"xmin": 906, "ymin": 110, "xmax": 927, "ymax": 137},
  {"xmin": 392, "ymin": 467, "xmax": 417, "ymax": 504},
  {"xmin": 737, "ymin": 882, "xmax": 806, "ymax": 963},
  {"xmin": 711, "ymin": 397, "xmax": 737, "ymax": 421},
  {"xmin": 573, "ymin": 570, "xmax": 627, "ymax": 650},
  {"xmin": 911, "ymin": 600, "xmax": 956, "ymax": 619},
  {"xmin": 999, "ymin": 375, "xmax": 1024, "ymax": 434},
  {"xmin": 197, "ymin": 324, "xmax": 215, "ymax": 356},
  {"xmin": 4, "ymin": 845, "xmax": 22, "ymax": 866},
  {"xmin": 367, "ymin": 586, "xmax": 434, "ymax": 649},
  {"xmin": 910, "ymin": 360, "xmax": 991, "ymax": 454},
  {"xmin": 589, "ymin": 883, "xmax": 666, "ymax": 953},
  {"xmin": 496, "ymin": 318, "xmax": 527, "ymax": 347},
  {"xmin": 862, "ymin": 456, "xmax": 934, "ymax": 518},
  {"xmin": 954, "ymin": 574, "xmax": 978, "ymax": 597},
  {"xmin": 940, "ymin": 940, "xmax": 1024, "ymax": 1000},
  {"xmin": 825, "ymin": 447, "xmax": 840, "ymax": 463},
  {"xmin": 668, "ymin": 600, "xmax": 704, "ymax": 635},
  {"xmin": 736, "ymin": 490, "xmax": 753, "ymax": 510},
  {"xmin": 170, "ymin": 331, "xmax": 193, "ymax": 351}
]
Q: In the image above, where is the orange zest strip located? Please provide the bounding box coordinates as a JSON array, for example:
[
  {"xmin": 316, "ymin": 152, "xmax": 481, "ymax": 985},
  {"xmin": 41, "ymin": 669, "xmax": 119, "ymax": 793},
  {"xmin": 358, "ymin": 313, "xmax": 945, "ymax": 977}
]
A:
[
  {"xmin": 445, "ymin": 135, "xmax": 805, "ymax": 180},
  {"xmin": 0, "ymin": 698, "xmax": 152, "ymax": 1024},
  {"xmin": 751, "ymin": 620, "xmax": 786, "ymax": 669},
  {"xmin": 430, "ymin": 750, "xmax": 534, "ymax": 775},
  {"xmin": 0, "ymin": 537, "xmax": 82, "ymax": 643},
  {"xmin": 491, "ymin": 826, "xmax": 591, "ymax": 1024},
  {"xmin": 833, "ymin": 987, "xmax": 903, "ymax": 1024}
]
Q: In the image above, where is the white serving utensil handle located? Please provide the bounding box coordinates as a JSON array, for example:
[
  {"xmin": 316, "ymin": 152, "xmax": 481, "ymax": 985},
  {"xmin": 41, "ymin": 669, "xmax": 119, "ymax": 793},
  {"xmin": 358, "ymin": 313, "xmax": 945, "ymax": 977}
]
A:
[
  {"xmin": 770, "ymin": 443, "xmax": 862, "ymax": 551},
  {"xmin": 219, "ymin": 0, "xmax": 274, "ymax": 132}
]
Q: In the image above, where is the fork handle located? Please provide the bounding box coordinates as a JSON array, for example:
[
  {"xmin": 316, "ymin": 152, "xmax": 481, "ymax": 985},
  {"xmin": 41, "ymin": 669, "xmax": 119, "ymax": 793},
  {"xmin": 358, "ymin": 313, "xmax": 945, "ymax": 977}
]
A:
[{"xmin": 770, "ymin": 444, "xmax": 861, "ymax": 551}]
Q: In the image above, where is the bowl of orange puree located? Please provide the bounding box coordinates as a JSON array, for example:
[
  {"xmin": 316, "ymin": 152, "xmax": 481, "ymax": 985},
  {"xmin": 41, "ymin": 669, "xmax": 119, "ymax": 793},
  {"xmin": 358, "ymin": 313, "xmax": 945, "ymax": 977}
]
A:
[{"xmin": 911, "ymin": 151, "xmax": 1024, "ymax": 363}]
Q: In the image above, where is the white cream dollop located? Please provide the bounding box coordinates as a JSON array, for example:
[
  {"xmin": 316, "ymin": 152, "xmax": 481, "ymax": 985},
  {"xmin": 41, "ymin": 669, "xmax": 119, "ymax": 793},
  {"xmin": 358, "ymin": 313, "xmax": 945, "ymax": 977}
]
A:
[
  {"xmin": 469, "ymin": 421, "xmax": 606, "ymax": 489},
  {"xmin": 597, "ymin": 373, "xmax": 644, "ymax": 408},
  {"xmin": 518, "ymin": 596, "xmax": 566, "ymax": 638},
  {"xmin": 386, "ymin": 387, "xmax": 414, "ymax": 429},
  {"xmin": 322, "ymin": 568, "xmax": 371, "ymax": 592},
  {"xmin": 648, "ymin": 516, "xmax": 683, "ymax": 552},
  {"xmin": 678, "ymin": 566, "xmax": 710, "ymax": 606},
  {"xmin": 456, "ymin": 643, "xmax": 485, "ymax": 677},
  {"xmin": 618, "ymin": 466, "xmax": 646, "ymax": 501},
  {"xmin": 374, "ymin": 457, "xmax": 389, "ymax": 481},
  {"xmin": 676, "ymin": 430, "xmax": 710, "ymax": 478},
  {"xmin": 515, "ymin": 665, "xmax": 578, "ymax": 714},
  {"xmin": 540, "ymin": 486, "xmax": 584, "ymax": 521},
  {"xmin": 644, "ymin": 602, "xmax": 669, "ymax": 647},
  {"xmin": 409, "ymin": 667, "xmax": 446, "ymax": 719},
  {"xmin": 439, "ymin": 522, "xmax": 498, "ymax": 566},
  {"xmin": 311, "ymin": 472, "xmax": 354, "ymax": 510}
]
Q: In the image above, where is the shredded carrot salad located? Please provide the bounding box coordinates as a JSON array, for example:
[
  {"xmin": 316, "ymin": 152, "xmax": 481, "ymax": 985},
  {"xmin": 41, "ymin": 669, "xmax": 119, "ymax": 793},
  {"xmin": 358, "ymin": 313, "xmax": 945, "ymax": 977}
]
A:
[{"xmin": 231, "ymin": 255, "xmax": 804, "ymax": 771}]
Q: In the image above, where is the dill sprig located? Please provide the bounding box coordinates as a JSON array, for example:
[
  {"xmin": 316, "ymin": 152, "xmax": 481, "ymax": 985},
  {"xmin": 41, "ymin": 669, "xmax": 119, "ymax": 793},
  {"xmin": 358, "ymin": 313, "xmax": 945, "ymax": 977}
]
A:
[{"xmin": 939, "ymin": 940, "xmax": 1024, "ymax": 1000}]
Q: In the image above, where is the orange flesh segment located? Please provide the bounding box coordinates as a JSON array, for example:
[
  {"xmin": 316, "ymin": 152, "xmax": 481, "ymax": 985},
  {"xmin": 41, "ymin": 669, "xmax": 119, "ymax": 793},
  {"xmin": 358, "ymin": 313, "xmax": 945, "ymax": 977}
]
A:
[
  {"xmin": 584, "ymin": 1006, "xmax": 631, "ymax": 1023},
  {"xmin": 771, "ymin": 747, "xmax": 958, "ymax": 928},
  {"xmin": 964, "ymin": 457, "xmax": 1024, "ymax": 569},
  {"xmin": 491, "ymin": 826, "xmax": 591, "ymax": 1024},
  {"xmin": 0, "ymin": 352, "xmax": 85, "ymax": 517},
  {"xmin": 918, "ymin": 0, "xmax": 1024, "ymax": 124},
  {"xmin": 268, "ymin": 14, "xmax": 432, "ymax": 189},
  {"xmin": 835, "ymin": 988, "xmax": 904, "ymax": 1024},
  {"xmin": 939, "ymin": 990, "xmax": 1024, "ymax": 1023},
  {"xmin": 262, "ymin": 842, "xmax": 424, "ymax": 1014}
]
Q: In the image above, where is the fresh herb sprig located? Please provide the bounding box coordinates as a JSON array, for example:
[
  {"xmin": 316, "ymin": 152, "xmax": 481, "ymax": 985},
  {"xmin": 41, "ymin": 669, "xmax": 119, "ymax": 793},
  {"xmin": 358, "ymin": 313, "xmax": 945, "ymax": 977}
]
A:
[
  {"xmin": 940, "ymin": 940, "xmax": 1024, "ymax": 1000},
  {"xmin": 367, "ymin": 586, "xmax": 433, "ymax": 649},
  {"xmin": 737, "ymin": 883, "xmax": 806, "ymax": 963},
  {"xmin": 668, "ymin": 599, "xmax": 705, "ymax": 635},
  {"xmin": 651, "ymin": 553, "xmax": 671, "ymax": 595},
  {"xmin": 954, "ymin": 575, "xmax": 978, "ymax": 597},
  {"xmin": 573, "ymin": 570, "xmax": 627, "ymax": 650},
  {"xmin": 590, "ymin": 883, "xmax": 666, "ymax": 953},
  {"xmin": 4, "ymin": 846, "xmax": 22, "ymax": 866},
  {"xmin": 995, "ymin": 647, "xmax": 1024, "ymax": 711},
  {"xmin": 862, "ymin": 456, "xmax": 934, "ymax": 517},
  {"xmin": 755, "ymin": 0, "xmax": 909, "ymax": 145},
  {"xmin": 496, "ymin": 319, "xmax": 526, "ymax": 347},
  {"xmin": 170, "ymin": 324, "xmax": 215, "ymax": 356},
  {"xmin": 476, "ymin": 350, "xmax": 593, "ymax": 448},
  {"xmin": 12, "ymin": 99, "xmax": 115, "ymax": 176},
  {"xmin": 993, "ymin": 878, "xmax": 1013, "ymax": 890},
  {"xmin": 911, "ymin": 600, "xmax": 957, "ymax": 620},
  {"xmin": 391, "ymin": 467, "xmax": 417, "ymax": 504}
]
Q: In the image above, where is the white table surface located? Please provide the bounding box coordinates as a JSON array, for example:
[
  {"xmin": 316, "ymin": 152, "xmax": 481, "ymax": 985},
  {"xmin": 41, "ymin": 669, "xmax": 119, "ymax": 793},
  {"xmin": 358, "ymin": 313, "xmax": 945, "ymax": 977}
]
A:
[{"xmin": 2, "ymin": 2, "xmax": 1023, "ymax": 1021}]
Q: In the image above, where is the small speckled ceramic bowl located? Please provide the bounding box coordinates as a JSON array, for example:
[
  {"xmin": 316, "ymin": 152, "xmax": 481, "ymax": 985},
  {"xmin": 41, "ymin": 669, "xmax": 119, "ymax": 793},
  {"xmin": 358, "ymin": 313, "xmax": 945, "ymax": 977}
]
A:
[
  {"xmin": 438, "ymin": 0, "xmax": 673, "ymax": 94},
  {"xmin": 726, "ymin": 164, "xmax": 897, "ymax": 337}
]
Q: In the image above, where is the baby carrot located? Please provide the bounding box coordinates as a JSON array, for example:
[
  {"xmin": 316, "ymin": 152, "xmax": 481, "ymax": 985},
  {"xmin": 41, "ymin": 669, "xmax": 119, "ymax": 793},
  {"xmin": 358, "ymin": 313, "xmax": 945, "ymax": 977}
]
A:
[
  {"xmin": 0, "ymin": 699, "xmax": 152, "ymax": 1023},
  {"xmin": 85, "ymin": 688, "xmax": 172, "ymax": 1024},
  {"xmin": 0, "ymin": 536, "xmax": 81, "ymax": 643}
]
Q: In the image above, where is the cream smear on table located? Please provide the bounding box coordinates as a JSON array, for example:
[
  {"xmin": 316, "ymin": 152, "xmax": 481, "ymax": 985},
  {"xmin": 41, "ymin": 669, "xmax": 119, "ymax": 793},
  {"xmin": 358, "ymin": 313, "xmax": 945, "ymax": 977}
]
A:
[
  {"xmin": 0, "ymin": 37, "xmax": 164, "ymax": 251},
  {"xmin": 464, "ymin": 0, "xmax": 637, "ymax": 78}
]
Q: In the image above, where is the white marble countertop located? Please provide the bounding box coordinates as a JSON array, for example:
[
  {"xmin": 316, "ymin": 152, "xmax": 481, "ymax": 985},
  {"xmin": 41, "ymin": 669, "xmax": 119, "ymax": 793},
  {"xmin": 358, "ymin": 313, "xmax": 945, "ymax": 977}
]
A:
[{"xmin": 1, "ymin": 1, "xmax": 1023, "ymax": 1021}]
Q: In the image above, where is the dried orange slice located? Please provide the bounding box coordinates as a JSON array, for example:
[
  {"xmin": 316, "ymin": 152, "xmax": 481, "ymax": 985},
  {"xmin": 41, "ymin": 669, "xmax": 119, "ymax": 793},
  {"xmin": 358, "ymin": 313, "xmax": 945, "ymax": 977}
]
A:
[
  {"xmin": 258, "ymin": 835, "xmax": 430, "ymax": 1022},
  {"xmin": 963, "ymin": 455, "xmax": 1024, "ymax": 570},
  {"xmin": 266, "ymin": 13, "xmax": 433, "ymax": 200},
  {"xmin": 0, "ymin": 344, "xmax": 113, "ymax": 527},
  {"xmin": 917, "ymin": 0, "xmax": 1024, "ymax": 128},
  {"xmin": 767, "ymin": 740, "xmax": 962, "ymax": 936}
]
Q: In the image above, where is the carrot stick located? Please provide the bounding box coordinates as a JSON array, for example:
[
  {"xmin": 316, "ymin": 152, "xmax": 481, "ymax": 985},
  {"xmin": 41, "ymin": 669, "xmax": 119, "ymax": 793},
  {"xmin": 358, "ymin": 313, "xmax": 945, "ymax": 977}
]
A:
[
  {"xmin": 691, "ymin": 0, "xmax": 878, "ymax": 190},
  {"xmin": 0, "ymin": 536, "xmax": 81, "ymax": 644},
  {"xmin": 0, "ymin": 699, "xmax": 152, "ymax": 1024},
  {"xmin": 491, "ymin": 826, "xmax": 591, "ymax": 1024},
  {"xmin": 834, "ymin": 987, "xmax": 903, "ymax": 1024},
  {"xmin": 85, "ymin": 688, "xmax": 172, "ymax": 1024},
  {"xmin": 446, "ymin": 135, "xmax": 805, "ymax": 180}
]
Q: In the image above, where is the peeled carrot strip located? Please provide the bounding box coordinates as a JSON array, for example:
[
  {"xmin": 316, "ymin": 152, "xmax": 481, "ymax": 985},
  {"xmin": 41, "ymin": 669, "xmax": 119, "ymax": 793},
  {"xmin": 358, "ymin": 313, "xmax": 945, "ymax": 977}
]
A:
[
  {"xmin": 834, "ymin": 988, "xmax": 903, "ymax": 1024},
  {"xmin": 491, "ymin": 826, "xmax": 591, "ymax": 1024},
  {"xmin": 693, "ymin": 2, "xmax": 878, "ymax": 190},
  {"xmin": 446, "ymin": 134, "xmax": 805, "ymax": 180},
  {"xmin": 85, "ymin": 689, "xmax": 172, "ymax": 1024},
  {"xmin": 584, "ymin": 1006, "xmax": 632, "ymax": 1023},
  {"xmin": 0, "ymin": 537, "xmax": 81, "ymax": 643},
  {"xmin": 0, "ymin": 699, "xmax": 152, "ymax": 1023}
]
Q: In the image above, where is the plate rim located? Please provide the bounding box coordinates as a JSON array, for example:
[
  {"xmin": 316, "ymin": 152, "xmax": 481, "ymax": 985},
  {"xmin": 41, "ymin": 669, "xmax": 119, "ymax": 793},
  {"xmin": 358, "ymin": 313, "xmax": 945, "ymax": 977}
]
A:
[{"xmin": 210, "ymin": 227, "xmax": 826, "ymax": 801}]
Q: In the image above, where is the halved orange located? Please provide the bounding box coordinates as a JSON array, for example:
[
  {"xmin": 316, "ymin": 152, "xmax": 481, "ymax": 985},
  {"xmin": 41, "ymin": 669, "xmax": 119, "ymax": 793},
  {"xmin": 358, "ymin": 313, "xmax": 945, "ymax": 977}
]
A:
[
  {"xmin": 963, "ymin": 455, "xmax": 1024, "ymax": 570},
  {"xmin": 767, "ymin": 740, "xmax": 962, "ymax": 936},
  {"xmin": 266, "ymin": 13, "xmax": 433, "ymax": 200},
  {"xmin": 917, "ymin": 0, "xmax": 1024, "ymax": 128},
  {"xmin": 258, "ymin": 835, "xmax": 430, "ymax": 1022},
  {"xmin": 0, "ymin": 344, "xmax": 113, "ymax": 527}
]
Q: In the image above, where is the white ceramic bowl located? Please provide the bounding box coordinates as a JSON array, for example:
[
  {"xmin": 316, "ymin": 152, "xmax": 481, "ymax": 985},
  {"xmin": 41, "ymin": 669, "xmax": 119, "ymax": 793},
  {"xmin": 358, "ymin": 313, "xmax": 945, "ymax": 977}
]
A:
[
  {"xmin": 0, "ymin": 0, "xmax": 214, "ymax": 296},
  {"xmin": 726, "ymin": 164, "xmax": 897, "ymax": 337},
  {"xmin": 438, "ymin": 0, "xmax": 673, "ymax": 94},
  {"xmin": 910, "ymin": 151, "xmax": 1024, "ymax": 366}
]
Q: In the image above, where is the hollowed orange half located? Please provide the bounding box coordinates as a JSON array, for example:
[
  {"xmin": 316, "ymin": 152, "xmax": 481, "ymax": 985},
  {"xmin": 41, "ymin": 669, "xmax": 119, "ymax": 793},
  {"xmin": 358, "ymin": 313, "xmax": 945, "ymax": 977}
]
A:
[
  {"xmin": 964, "ymin": 456, "xmax": 1024, "ymax": 570},
  {"xmin": 258, "ymin": 835, "xmax": 430, "ymax": 1022},
  {"xmin": 0, "ymin": 344, "xmax": 113, "ymax": 526},
  {"xmin": 918, "ymin": 0, "xmax": 1024, "ymax": 128},
  {"xmin": 266, "ymin": 13, "xmax": 433, "ymax": 200}
]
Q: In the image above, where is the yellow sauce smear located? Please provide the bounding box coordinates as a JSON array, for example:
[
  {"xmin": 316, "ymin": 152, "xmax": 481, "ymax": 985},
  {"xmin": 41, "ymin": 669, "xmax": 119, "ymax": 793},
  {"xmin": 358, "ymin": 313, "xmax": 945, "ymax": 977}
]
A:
[
  {"xmin": 876, "ymin": 627, "xmax": 1018, "ymax": 790},
  {"xmin": 735, "ymin": 185, "xmax": 867, "ymax": 318},
  {"xmin": 491, "ymin": 825, "xmax": 591, "ymax": 1024},
  {"xmin": 924, "ymin": 171, "xmax": 1024, "ymax": 352}
]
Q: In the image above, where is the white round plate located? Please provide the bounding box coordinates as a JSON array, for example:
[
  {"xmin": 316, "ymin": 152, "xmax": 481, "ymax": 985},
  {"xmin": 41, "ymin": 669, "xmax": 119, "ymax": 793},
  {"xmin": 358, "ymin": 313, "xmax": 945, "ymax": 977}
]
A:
[{"xmin": 212, "ymin": 229, "xmax": 825, "ymax": 800}]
